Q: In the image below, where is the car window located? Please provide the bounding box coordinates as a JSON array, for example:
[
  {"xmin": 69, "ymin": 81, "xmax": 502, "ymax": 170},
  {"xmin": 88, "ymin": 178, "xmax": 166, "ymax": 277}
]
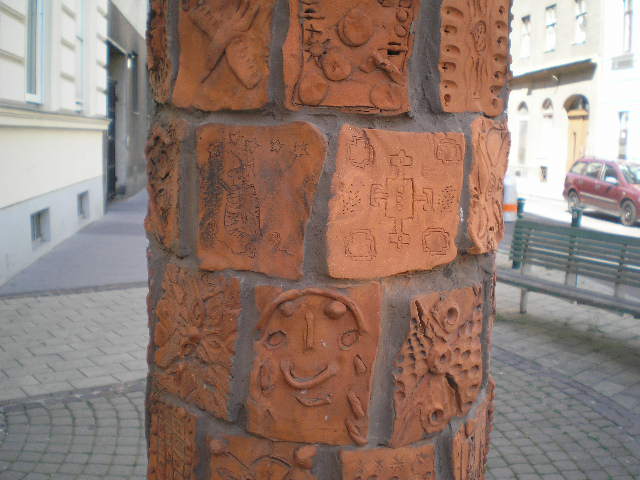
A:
[
  {"xmin": 603, "ymin": 165, "xmax": 618, "ymax": 181},
  {"xmin": 570, "ymin": 161, "xmax": 587, "ymax": 174},
  {"xmin": 621, "ymin": 165, "xmax": 640, "ymax": 184},
  {"xmin": 584, "ymin": 162, "xmax": 603, "ymax": 179}
]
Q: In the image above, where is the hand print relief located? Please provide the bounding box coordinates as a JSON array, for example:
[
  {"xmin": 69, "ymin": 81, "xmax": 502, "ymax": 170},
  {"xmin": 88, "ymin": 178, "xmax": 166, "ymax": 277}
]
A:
[
  {"xmin": 391, "ymin": 286, "xmax": 484, "ymax": 447},
  {"xmin": 148, "ymin": 400, "xmax": 197, "ymax": 480},
  {"xmin": 172, "ymin": 0, "xmax": 276, "ymax": 111},
  {"xmin": 468, "ymin": 117, "xmax": 510, "ymax": 254},
  {"xmin": 247, "ymin": 284, "xmax": 381, "ymax": 445},
  {"xmin": 439, "ymin": 0, "xmax": 510, "ymax": 116},
  {"xmin": 209, "ymin": 435, "xmax": 317, "ymax": 480},
  {"xmin": 152, "ymin": 264, "xmax": 240, "ymax": 420},
  {"xmin": 340, "ymin": 442, "xmax": 436, "ymax": 480},
  {"xmin": 196, "ymin": 123, "xmax": 326, "ymax": 280},
  {"xmin": 327, "ymin": 125, "xmax": 464, "ymax": 279},
  {"xmin": 284, "ymin": 0, "xmax": 420, "ymax": 114}
]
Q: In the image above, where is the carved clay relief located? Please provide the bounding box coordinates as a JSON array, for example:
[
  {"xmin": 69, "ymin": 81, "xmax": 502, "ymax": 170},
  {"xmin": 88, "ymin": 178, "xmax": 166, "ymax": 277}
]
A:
[
  {"xmin": 172, "ymin": 0, "xmax": 276, "ymax": 111},
  {"xmin": 152, "ymin": 263, "xmax": 240, "ymax": 420},
  {"xmin": 247, "ymin": 284, "xmax": 381, "ymax": 445},
  {"xmin": 468, "ymin": 117, "xmax": 510, "ymax": 254},
  {"xmin": 197, "ymin": 122, "xmax": 326, "ymax": 280},
  {"xmin": 209, "ymin": 435, "xmax": 317, "ymax": 480},
  {"xmin": 145, "ymin": 119, "xmax": 188, "ymax": 251},
  {"xmin": 391, "ymin": 286, "xmax": 484, "ymax": 447},
  {"xmin": 439, "ymin": 0, "xmax": 510, "ymax": 116},
  {"xmin": 341, "ymin": 442, "xmax": 436, "ymax": 480},
  {"xmin": 284, "ymin": 0, "xmax": 420, "ymax": 114},
  {"xmin": 148, "ymin": 399, "xmax": 197, "ymax": 480},
  {"xmin": 148, "ymin": 0, "xmax": 172, "ymax": 103},
  {"xmin": 452, "ymin": 378, "xmax": 495, "ymax": 480},
  {"xmin": 327, "ymin": 125, "xmax": 464, "ymax": 279}
]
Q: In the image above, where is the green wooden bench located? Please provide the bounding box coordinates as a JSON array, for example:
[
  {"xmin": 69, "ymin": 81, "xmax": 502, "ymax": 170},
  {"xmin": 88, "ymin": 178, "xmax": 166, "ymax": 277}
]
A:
[{"xmin": 497, "ymin": 218, "xmax": 640, "ymax": 317}]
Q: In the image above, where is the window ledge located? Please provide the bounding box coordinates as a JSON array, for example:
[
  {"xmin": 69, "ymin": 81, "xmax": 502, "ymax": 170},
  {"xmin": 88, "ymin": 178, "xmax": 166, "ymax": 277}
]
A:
[
  {"xmin": 612, "ymin": 53, "xmax": 634, "ymax": 70},
  {"xmin": 0, "ymin": 105, "xmax": 109, "ymax": 131}
]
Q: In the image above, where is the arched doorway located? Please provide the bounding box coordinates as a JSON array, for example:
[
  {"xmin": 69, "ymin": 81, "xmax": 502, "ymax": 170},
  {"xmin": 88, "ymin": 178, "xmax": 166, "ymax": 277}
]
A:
[{"xmin": 564, "ymin": 95, "xmax": 589, "ymax": 171}]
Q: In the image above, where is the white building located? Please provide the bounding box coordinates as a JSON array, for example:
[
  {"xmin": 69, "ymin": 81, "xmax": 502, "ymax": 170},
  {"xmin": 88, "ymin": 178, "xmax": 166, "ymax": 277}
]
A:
[
  {"xmin": 593, "ymin": 0, "xmax": 640, "ymax": 163},
  {"xmin": 508, "ymin": 0, "xmax": 640, "ymax": 201},
  {"xmin": 508, "ymin": 0, "xmax": 603, "ymax": 199},
  {"xmin": 0, "ymin": 0, "xmax": 147, "ymax": 287}
]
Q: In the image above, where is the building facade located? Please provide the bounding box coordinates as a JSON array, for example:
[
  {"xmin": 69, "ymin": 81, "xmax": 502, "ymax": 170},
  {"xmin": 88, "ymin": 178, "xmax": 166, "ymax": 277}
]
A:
[
  {"xmin": 509, "ymin": 0, "xmax": 640, "ymax": 200},
  {"xmin": 593, "ymin": 0, "xmax": 640, "ymax": 163},
  {"xmin": 0, "ymin": 0, "xmax": 147, "ymax": 287},
  {"xmin": 508, "ymin": 0, "xmax": 603, "ymax": 198}
]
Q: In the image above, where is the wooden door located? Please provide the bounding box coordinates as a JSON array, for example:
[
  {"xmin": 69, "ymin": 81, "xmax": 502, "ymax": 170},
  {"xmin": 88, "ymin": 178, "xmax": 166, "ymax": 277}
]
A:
[{"xmin": 567, "ymin": 109, "xmax": 589, "ymax": 171}]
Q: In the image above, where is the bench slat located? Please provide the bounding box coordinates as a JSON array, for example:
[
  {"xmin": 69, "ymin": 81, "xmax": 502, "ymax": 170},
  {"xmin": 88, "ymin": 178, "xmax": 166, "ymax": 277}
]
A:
[
  {"xmin": 511, "ymin": 235, "xmax": 640, "ymax": 263},
  {"xmin": 497, "ymin": 268, "xmax": 640, "ymax": 317}
]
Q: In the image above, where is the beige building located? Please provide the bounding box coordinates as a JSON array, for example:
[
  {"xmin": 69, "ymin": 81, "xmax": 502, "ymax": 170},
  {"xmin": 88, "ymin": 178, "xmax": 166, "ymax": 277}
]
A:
[
  {"xmin": 0, "ymin": 0, "xmax": 147, "ymax": 286},
  {"xmin": 508, "ymin": 0, "xmax": 602, "ymax": 198}
]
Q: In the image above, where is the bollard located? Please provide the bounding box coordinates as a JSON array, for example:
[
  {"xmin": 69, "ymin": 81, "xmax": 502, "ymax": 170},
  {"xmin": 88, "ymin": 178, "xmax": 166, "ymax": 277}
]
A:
[
  {"xmin": 517, "ymin": 197, "xmax": 526, "ymax": 218},
  {"xmin": 571, "ymin": 207, "xmax": 583, "ymax": 227},
  {"xmin": 504, "ymin": 174, "xmax": 518, "ymax": 222}
]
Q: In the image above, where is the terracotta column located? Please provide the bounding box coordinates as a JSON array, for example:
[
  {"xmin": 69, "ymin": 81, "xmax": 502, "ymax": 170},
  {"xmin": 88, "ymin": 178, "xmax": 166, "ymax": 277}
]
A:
[{"xmin": 145, "ymin": 0, "xmax": 511, "ymax": 478}]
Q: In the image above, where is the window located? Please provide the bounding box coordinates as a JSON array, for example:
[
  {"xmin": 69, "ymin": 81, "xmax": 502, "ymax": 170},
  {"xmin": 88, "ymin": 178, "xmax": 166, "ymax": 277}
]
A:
[
  {"xmin": 623, "ymin": 0, "xmax": 633, "ymax": 52},
  {"xmin": 30, "ymin": 208, "xmax": 50, "ymax": 246},
  {"xmin": 603, "ymin": 165, "xmax": 619, "ymax": 182},
  {"xmin": 517, "ymin": 103, "xmax": 529, "ymax": 165},
  {"xmin": 584, "ymin": 162, "xmax": 603, "ymax": 179},
  {"xmin": 75, "ymin": 3, "xmax": 85, "ymax": 109},
  {"xmin": 570, "ymin": 161, "xmax": 588, "ymax": 174},
  {"xmin": 25, "ymin": 0, "xmax": 45, "ymax": 103},
  {"xmin": 575, "ymin": 0, "xmax": 587, "ymax": 44},
  {"xmin": 521, "ymin": 16, "xmax": 532, "ymax": 58},
  {"xmin": 619, "ymin": 111, "xmax": 629, "ymax": 159},
  {"xmin": 77, "ymin": 191, "xmax": 89, "ymax": 219},
  {"xmin": 545, "ymin": 5, "xmax": 558, "ymax": 51},
  {"xmin": 621, "ymin": 164, "xmax": 640, "ymax": 184}
]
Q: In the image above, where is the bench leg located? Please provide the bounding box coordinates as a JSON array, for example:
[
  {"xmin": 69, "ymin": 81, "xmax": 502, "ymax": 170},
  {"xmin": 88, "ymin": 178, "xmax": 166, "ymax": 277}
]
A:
[{"xmin": 520, "ymin": 289, "xmax": 528, "ymax": 314}]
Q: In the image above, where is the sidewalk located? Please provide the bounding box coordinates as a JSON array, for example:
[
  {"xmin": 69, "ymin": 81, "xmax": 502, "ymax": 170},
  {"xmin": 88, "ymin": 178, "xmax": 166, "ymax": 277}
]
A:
[
  {"xmin": 0, "ymin": 190, "xmax": 148, "ymax": 297},
  {"xmin": 1, "ymin": 192, "xmax": 639, "ymax": 479}
]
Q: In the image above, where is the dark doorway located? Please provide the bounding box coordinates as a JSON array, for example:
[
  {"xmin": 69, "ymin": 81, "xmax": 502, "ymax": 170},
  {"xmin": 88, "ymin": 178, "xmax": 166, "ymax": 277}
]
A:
[{"xmin": 106, "ymin": 77, "xmax": 117, "ymax": 200}]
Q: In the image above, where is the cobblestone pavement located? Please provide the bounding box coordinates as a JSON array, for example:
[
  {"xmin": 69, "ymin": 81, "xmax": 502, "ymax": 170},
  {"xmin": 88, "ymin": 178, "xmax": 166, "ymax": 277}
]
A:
[
  {"xmin": 1, "ymin": 281, "xmax": 640, "ymax": 478},
  {"xmin": 0, "ymin": 355, "xmax": 638, "ymax": 479},
  {"xmin": 0, "ymin": 288, "xmax": 147, "ymax": 404}
]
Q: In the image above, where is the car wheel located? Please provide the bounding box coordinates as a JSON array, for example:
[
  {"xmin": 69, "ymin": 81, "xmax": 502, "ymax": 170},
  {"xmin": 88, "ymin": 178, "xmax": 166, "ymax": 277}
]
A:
[
  {"xmin": 621, "ymin": 200, "xmax": 637, "ymax": 226},
  {"xmin": 568, "ymin": 191, "xmax": 580, "ymax": 211}
]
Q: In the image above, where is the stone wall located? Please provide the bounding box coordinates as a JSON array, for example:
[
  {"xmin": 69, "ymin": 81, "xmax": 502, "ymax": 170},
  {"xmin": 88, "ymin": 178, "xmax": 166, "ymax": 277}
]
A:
[{"xmin": 145, "ymin": 1, "xmax": 511, "ymax": 478}]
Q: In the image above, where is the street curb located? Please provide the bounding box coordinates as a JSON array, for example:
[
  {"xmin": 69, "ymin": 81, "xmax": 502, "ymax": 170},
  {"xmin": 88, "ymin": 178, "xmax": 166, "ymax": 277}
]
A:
[
  {"xmin": 0, "ymin": 378, "xmax": 147, "ymax": 411},
  {"xmin": 0, "ymin": 281, "xmax": 148, "ymax": 300}
]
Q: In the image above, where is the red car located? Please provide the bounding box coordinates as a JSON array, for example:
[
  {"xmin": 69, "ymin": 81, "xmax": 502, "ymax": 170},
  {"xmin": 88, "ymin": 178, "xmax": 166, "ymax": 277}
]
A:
[{"xmin": 563, "ymin": 158, "xmax": 640, "ymax": 226}]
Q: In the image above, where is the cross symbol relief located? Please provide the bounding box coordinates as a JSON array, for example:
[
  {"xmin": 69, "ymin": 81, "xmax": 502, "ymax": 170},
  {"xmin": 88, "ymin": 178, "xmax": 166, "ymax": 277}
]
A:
[{"xmin": 370, "ymin": 150, "xmax": 433, "ymax": 250}]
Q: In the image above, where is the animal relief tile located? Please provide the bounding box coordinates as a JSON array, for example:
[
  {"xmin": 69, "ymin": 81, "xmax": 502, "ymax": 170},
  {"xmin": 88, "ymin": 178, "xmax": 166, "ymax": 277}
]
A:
[
  {"xmin": 439, "ymin": 0, "xmax": 510, "ymax": 116},
  {"xmin": 172, "ymin": 0, "xmax": 276, "ymax": 111},
  {"xmin": 327, "ymin": 125, "xmax": 464, "ymax": 279},
  {"xmin": 391, "ymin": 285, "xmax": 484, "ymax": 447},
  {"xmin": 197, "ymin": 122, "xmax": 326, "ymax": 279},
  {"xmin": 152, "ymin": 264, "xmax": 240, "ymax": 420},
  {"xmin": 284, "ymin": 0, "xmax": 420, "ymax": 114},
  {"xmin": 247, "ymin": 284, "xmax": 381, "ymax": 445},
  {"xmin": 468, "ymin": 117, "xmax": 510, "ymax": 254}
]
